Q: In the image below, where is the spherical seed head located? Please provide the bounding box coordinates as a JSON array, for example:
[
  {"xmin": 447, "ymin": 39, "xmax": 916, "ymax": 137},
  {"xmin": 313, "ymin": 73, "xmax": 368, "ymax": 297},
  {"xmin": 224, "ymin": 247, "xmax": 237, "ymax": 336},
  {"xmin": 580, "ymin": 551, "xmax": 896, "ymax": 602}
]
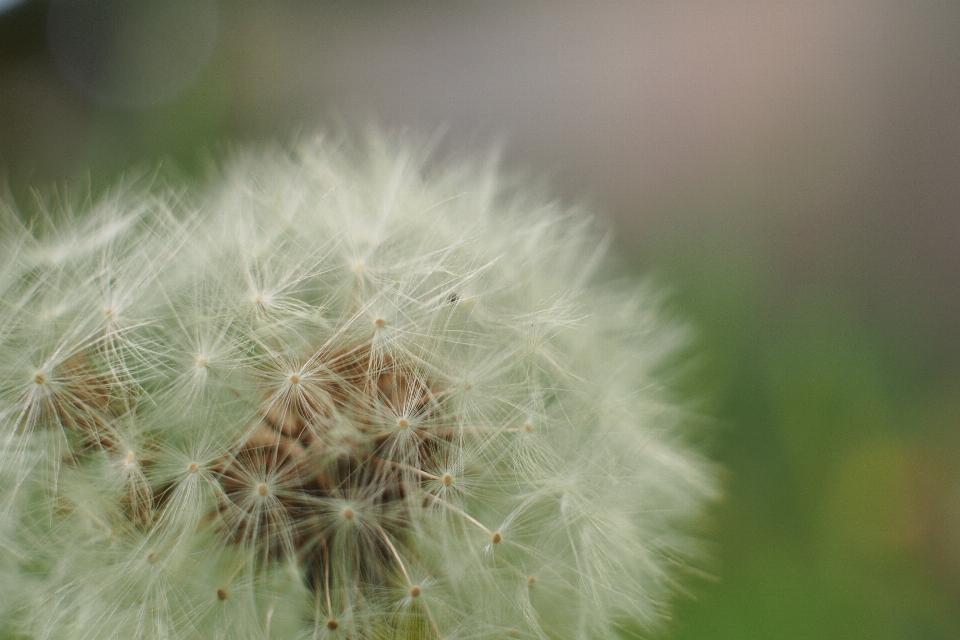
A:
[{"xmin": 1, "ymin": 131, "xmax": 715, "ymax": 640}]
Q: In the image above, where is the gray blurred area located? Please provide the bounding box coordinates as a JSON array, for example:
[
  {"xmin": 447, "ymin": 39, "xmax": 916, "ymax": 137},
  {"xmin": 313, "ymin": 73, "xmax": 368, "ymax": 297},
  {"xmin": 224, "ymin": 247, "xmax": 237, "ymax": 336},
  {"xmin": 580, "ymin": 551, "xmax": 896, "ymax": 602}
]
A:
[
  {"xmin": 2, "ymin": 2, "xmax": 960, "ymax": 638},
  {"xmin": 2, "ymin": 2, "xmax": 958, "ymax": 334}
]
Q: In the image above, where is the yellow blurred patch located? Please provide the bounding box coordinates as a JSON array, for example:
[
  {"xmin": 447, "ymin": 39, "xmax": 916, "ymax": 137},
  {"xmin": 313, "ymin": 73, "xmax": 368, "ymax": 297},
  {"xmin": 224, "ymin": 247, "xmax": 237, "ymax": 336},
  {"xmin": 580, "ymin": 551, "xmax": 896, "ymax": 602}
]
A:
[{"xmin": 825, "ymin": 437, "xmax": 919, "ymax": 556}]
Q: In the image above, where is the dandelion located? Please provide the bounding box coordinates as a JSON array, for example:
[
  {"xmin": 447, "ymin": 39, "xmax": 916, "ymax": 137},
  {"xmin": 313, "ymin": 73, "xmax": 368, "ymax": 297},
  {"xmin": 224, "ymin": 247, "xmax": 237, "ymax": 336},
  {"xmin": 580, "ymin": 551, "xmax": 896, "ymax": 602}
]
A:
[{"xmin": 0, "ymin": 132, "xmax": 716, "ymax": 639}]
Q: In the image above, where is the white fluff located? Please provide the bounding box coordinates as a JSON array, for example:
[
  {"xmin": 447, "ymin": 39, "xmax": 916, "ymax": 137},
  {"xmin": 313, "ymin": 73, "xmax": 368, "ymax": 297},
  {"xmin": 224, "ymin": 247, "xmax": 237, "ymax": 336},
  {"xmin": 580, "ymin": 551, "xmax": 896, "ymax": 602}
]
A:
[{"xmin": 0, "ymin": 131, "xmax": 716, "ymax": 639}]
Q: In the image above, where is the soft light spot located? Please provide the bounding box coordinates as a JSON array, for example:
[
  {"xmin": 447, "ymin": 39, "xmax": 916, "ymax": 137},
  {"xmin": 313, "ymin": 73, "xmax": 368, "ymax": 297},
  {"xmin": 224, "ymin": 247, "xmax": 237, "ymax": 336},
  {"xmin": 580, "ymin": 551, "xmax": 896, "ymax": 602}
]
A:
[
  {"xmin": 374, "ymin": 317, "xmax": 386, "ymax": 328},
  {"xmin": 188, "ymin": 462, "xmax": 200, "ymax": 474},
  {"xmin": 195, "ymin": 357, "xmax": 208, "ymax": 368},
  {"xmin": 442, "ymin": 473, "xmax": 453, "ymax": 486},
  {"xmin": 491, "ymin": 532, "xmax": 502, "ymax": 544},
  {"xmin": 125, "ymin": 450, "xmax": 136, "ymax": 465},
  {"xmin": 342, "ymin": 507, "xmax": 355, "ymax": 520},
  {"xmin": 351, "ymin": 262, "xmax": 365, "ymax": 273},
  {"xmin": 397, "ymin": 418, "xmax": 410, "ymax": 429},
  {"xmin": 409, "ymin": 586, "xmax": 421, "ymax": 598},
  {"xmin": 257, "ymin": 483, "xmax": 269, "ymax": 496},
  {"xmin": 326, "ymin": 619, "xmax": 339, "ymax": 630}
]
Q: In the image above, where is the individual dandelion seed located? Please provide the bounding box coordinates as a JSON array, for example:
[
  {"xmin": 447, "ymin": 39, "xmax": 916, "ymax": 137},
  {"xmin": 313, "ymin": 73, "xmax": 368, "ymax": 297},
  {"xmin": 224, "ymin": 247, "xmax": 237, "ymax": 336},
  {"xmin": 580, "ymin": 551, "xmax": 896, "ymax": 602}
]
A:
[{"xmin": 0, "ymin": 131, "xmax": 717, "ymax": 640}]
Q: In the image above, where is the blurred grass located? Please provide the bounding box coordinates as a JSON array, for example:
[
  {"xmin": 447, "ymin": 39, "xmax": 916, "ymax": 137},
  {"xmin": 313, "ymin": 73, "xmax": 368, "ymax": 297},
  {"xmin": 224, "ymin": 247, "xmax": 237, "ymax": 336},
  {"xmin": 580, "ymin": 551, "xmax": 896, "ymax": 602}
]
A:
[{"xmin": 639, "ymin": 227, "xmax": 960, "ymax": 639}]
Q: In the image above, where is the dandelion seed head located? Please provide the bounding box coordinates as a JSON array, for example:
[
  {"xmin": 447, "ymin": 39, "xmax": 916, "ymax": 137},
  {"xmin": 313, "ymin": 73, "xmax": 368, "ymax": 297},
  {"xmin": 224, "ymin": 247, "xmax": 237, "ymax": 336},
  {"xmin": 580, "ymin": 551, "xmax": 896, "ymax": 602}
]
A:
[{"xmin": 0, "ymin": 131, "xmax": 715, "ymax": 639}]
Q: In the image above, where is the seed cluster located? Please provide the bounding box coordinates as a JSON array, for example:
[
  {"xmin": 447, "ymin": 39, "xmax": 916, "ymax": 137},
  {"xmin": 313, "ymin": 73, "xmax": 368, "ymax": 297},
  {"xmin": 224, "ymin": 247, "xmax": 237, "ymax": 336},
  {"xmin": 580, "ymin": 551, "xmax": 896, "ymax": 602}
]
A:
[
  {"xmin": 0, "ymin": 133, "xmax": 715, "ymax": 639},
  {"xmin": 213, "ymin": 342, "xmax": 457, "ymax": 583},
  {"xmin": 33, "ymin": 330, "xmax": 471, "ymax": 630}
]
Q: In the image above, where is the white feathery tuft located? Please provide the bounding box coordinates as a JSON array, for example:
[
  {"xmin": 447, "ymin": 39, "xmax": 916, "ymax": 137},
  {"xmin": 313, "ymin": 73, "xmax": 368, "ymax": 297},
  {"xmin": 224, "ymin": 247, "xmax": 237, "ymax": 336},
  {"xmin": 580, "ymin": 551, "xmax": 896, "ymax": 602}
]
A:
[{"xmin": 0, "ymin": 131, "xmax": 716, "ymax": 639}]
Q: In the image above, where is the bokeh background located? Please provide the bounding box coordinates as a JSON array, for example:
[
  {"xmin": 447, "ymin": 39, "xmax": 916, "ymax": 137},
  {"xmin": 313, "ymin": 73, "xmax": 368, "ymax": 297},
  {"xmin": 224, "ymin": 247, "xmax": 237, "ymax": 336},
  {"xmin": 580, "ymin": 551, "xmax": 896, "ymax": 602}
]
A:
[{"xmin": 2, "ymin": 2, "xmax": 960, "ymax": 638}]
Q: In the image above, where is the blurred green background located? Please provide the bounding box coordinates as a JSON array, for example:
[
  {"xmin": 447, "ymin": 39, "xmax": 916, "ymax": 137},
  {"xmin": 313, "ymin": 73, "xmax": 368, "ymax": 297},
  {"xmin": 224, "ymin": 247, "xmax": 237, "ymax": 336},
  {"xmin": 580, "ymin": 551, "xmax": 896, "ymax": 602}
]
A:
[{"xmin": 2, "ymin": 2, "xmax": 959, "ymax": 638}]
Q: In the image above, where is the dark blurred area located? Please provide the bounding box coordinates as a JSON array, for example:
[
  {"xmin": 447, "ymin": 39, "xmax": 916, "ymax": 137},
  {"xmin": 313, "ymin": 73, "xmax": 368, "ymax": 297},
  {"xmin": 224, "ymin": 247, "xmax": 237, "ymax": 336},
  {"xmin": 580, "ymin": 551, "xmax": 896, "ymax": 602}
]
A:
[{"xmin": 2, "ymin": 2, "xmax": 959, "ymax": 638}]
